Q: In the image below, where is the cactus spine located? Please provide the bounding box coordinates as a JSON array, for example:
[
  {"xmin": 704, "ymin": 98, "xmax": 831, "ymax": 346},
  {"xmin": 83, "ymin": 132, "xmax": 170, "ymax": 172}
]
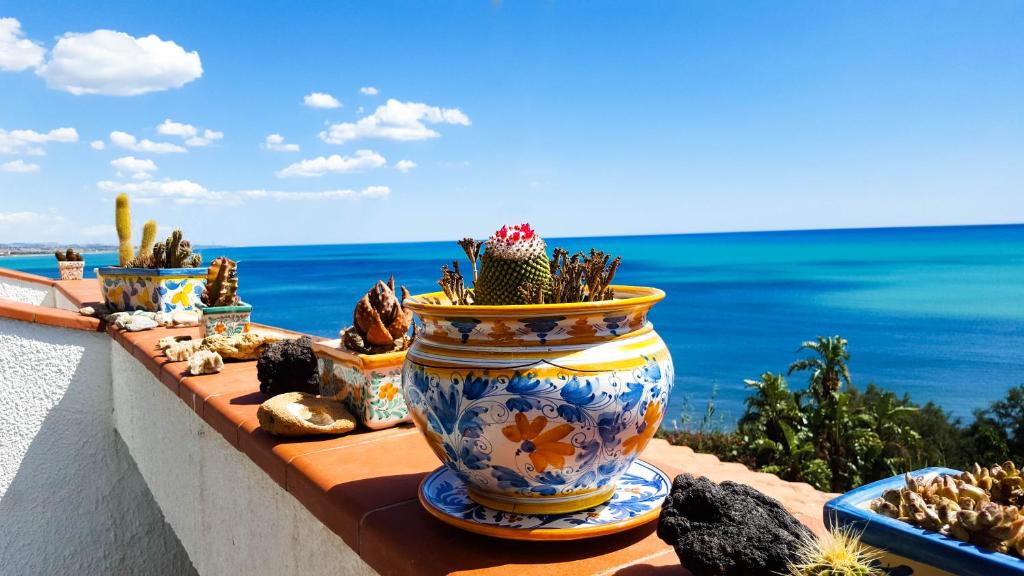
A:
[{"xmin": 115, "ymin": 193, "xmax": 133, "ymax": 266}]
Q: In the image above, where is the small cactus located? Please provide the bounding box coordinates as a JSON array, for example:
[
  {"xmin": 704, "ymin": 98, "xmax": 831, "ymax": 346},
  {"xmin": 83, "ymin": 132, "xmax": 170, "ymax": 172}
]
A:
[
  {"xmin": 341, "ymin": 277, "xmax": 414, "ymax": 354},
  {"xmin": 473, "ymin": 223, "xmax": 552, "ymax": 305},
  {"xmin": 54, "ymin": 248, "xmax": 83, "ymax": 262},
  {"xmin": 786, "ymin": 527, "xmax": 882, "ymax": 576},
  {"xmin": 152, "ymin": 230, "xmax": 202, "ymax": 268},
  {"xmin": 202, "ymin": 257, "xmax": 240, "ymax": 307}
]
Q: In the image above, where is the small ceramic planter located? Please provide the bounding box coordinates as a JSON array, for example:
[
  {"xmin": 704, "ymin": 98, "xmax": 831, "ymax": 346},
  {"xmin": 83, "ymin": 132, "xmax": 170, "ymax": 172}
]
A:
[
  {"xmin": 96, "ymin": 266, "xmax": 206, "ymax": 313},
  {"xmin": 200, "ymin": 303, "xmax": 253, "ymax": 336},
  {"xmin": 57, "ymin": 261, "xmax": 85, "ymax": 281},
  {"xmin": 312, "ymin": 338, "xmax": 410, "ymax": 430},
  {"xmin": 825, "ymin": 467, "xmax": 1022, "ymax": 576}
]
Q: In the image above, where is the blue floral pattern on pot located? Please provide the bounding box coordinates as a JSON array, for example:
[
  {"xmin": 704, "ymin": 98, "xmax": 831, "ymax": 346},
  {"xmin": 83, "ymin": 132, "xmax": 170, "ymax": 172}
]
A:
[
  {"xmin": 402, "ymin": 354, "xmax": 673, "ymax": 505},
  {"xmin": 97, "ymin": 267, "xmax": 206, "ymax": 313},
  {"xmin": 420, "ymin": 458, "xmax": 670, "ymax": 536}
]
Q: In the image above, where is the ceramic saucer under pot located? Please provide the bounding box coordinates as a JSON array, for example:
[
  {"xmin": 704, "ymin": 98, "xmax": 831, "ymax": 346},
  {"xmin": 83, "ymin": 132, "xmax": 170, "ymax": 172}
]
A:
[{"xmin": 418, "ymin": 459, "xmax": 671, "ymax": 541}]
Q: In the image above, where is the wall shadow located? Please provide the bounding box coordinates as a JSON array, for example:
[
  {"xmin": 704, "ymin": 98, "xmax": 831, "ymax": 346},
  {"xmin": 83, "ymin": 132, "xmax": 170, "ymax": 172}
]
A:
[{"xmin": 0, "ymin": 335, "xmax": 198, "ymax": 576}]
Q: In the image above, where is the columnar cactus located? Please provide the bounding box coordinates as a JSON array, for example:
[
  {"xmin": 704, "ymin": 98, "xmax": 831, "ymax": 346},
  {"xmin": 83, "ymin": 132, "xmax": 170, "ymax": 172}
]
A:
[
  {"xmin": 202, "ymin": 257, "xmax": 240, "ymax": 307},
  {"xmin": 139, "ymin": 219, "xmax": 158, "ymax": 260},
  {"xmin": 115, "ymin": 193, "xmax": 133, "ymax": 266},
  {"xmin": 472, "ymin": 223, "xmax": 552, "ymax": 305},
  {"xmin": 115, "ymin": 194, "xmax": 162, "ymax": 267}
]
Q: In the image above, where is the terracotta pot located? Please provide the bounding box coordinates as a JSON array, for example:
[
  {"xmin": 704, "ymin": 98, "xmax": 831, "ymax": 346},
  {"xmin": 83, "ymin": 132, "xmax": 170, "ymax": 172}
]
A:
[
  {"xmin": 57, "ymin": 261, "xmax": 84, "ymax": 281},
  {"xmin": 96, "ymin": 266, "xmax": 206, "ymax": 313},
  {"xmin": 401, "ymin": 285, "xmax": 674, "ymax": 514},
  {"xmin": 313, "ymin": 338, "xmax": 411, "ymax": 430}
]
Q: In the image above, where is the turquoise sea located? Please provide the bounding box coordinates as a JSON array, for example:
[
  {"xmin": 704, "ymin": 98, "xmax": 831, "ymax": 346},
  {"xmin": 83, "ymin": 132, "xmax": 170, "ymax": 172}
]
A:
[{"xmin": 3, "ymin": 224, "xmax": 1022, "ymax": 427}]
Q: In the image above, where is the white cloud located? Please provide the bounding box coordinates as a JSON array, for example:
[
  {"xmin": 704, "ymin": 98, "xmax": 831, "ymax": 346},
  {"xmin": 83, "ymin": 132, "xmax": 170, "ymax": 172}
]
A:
[
  {"xmin": 90, "ymin": 139, "xmax": 106, "ymax": 150},
  {"xmin": 303, "ymin": 92, "xmax": 341, "ymax": 109},
  {"xmin": 319, "ymin": 99, "xmax": 470, "ymax": 144},
  {"xmin": 359, "ymin": 86, "xmax": 379, "ymax": 96},
  {"xmin": 157, "ymin": 119, "xmax": 223, "ymax": 146},
  {"xmin": 0, "ymin": 17, "xmax": 44, "ymax": 71},
  {"xmin": 0, "ymin": 127, "xmax": 79, "ymax": 154},
  {"xmin": 276, "ymin": 149, "xmax": 387, "ymax": 178},
  {"xmin": 36, "ymin": 29, "xmax": 202, "ymax": 96},
  {"xmin": 111, "ymin": 155, "xmax": 157, "ymax": 179},
  {"xmin": 395, "ymin": 159, "xmax": 416, "ymax": 173},
  {"xmin": 97, "ymin": 178, "xmax": 389, "ymax": 205},
  {"xmin": 240, "ymin": 186, "xmax": 390, "ymax": 201},
  {"xmin": 0, "ymin": 211, "xmax": 63, "ymax": 224},
  {"xmin": 110, "ymin": 130, "xmax": 186, "ymax": 153},
  {"xmin": 263, "ymin": 133, "xmax": 299, "ymax": 152},
  {"xmin": 0, "ymin": 159, "xmax": 40, "ymax": 173}
]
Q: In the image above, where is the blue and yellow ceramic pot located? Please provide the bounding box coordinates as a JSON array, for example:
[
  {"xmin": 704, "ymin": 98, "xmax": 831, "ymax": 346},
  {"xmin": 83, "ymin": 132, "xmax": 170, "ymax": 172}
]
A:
[
  {"xmin": 313, "ymin": 339, "xmax": 411, "ymax": 430},
  {"xmin": 401, "ymin": 285, "xmax": 674, "ymax": 515},
  {"xmin": 200, "ymin": 303, "xmax": 253, "ymax": 336},
  {"xmin": 96, "ymin": 266, "xmax": 206, "ymax": 313}
]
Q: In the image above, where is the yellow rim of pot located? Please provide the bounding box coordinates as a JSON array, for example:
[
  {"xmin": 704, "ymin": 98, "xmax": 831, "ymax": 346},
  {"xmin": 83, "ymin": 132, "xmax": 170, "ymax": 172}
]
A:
[{"xmin": 403, "ymin": 284, "xmax": 665, "ymax": 317}]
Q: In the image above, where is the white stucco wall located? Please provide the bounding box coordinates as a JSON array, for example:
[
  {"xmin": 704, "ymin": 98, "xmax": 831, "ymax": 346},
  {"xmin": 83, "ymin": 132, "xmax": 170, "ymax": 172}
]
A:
[
  {"xmin": 0, "ymin": 275, "xmax": 54, "ymax": 307},
  {"xmin": 111, "ymin": 344, "xmax": 377, "ymax": 576},
  {"xmin": 0, "ymin": 318, "xmax": 195, "ymax": 576},
  {"xmin": 53, "ymin": 287, "xmax": 81, "ymax": 311}
]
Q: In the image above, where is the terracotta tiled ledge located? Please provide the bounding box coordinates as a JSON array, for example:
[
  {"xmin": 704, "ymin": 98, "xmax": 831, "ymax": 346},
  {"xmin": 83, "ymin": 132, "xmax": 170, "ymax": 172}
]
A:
[
  {"xmin": 0, "ymin": 267, "xmax": 55, "ymax": 285},
  {"xmin": 8, "ymin": 274, "xmax": 836, "ymax": 575},
  {"xmin": 0, "ymin": 296, "xmax": 102, "ymax": 331}
]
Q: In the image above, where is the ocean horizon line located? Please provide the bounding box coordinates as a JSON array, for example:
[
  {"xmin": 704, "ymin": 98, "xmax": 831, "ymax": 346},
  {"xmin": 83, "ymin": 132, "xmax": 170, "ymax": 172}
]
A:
[{"xmin": 132, "ymin": 220, "xmax": 1024, "ymax": 251}]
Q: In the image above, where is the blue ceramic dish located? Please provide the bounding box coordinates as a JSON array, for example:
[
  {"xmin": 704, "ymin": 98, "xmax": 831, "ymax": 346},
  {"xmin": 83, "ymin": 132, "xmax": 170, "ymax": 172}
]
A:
[{"xmin": 825, "ymin": 467, "xmax": 1024, "ymax": 576}]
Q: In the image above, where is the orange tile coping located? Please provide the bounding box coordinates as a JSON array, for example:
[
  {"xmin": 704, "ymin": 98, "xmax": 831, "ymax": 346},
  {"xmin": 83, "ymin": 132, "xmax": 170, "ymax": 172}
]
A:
[
  {"xmin": 0, "ymin": 298, "xmax": 102, "ymax": 331},
  {"xmin": 106, "ymin": 324, "xmax": 834, "ymax": 576},
  {"xmin": 1, "ymin": 273, "xmax": 835, "ymax": 575},
  {"xmin": 0, "ymin": 268, "xmax": 103, "ymax": 331},
  {"xmin": 0, "ymin": 267, "xmax": 54, "ymax": 285}
]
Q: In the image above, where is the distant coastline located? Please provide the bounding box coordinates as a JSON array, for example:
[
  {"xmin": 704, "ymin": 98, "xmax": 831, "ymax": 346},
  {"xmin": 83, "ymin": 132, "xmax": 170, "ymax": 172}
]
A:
[{"xmin": 0, "ymin": 244, "xmax": 116, "ymax": 257}]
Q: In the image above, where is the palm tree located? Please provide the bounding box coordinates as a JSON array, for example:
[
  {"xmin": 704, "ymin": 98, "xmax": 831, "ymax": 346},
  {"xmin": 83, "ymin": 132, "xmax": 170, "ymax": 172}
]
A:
[{"xmin": 788, "ymin": 335, "xmax": 852, "ymax": 403}]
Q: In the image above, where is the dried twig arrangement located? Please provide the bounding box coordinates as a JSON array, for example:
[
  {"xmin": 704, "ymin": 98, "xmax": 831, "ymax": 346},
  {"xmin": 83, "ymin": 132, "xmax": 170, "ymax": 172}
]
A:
[
  {"xmin": 438, "ymin": 261, "xmax": 473, "ymax": 305},
  {"xmin": 545, "ymin": 248, "xmax": 620, "ymax": 304},
  {"xmin": 457, "ymin": 237, "xmax": 484, "ymax": 283}
]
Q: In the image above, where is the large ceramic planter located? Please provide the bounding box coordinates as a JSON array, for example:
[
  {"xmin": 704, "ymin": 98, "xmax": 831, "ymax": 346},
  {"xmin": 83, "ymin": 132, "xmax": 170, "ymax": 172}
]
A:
[
  {"xmin": 313, "ymin": 339, "xmax": 411, "ymax": 430},
  {"xmin": 96, "ymin": 266, "xmax": 206, "ymax": 313},
  {"xmin": 57, "ymin": 261, "xmax": 84, "ymax": 281},
  {"xmin": 825, "ymin": 467, "xmax": 1022, "ymax": 576},
  {"xmin": 401, "ymin": 285, "xmax": 674, "ymax": 515},
  {"xmin": 200, "ymin": 303, "xmax": 253, "ymax": 336}
]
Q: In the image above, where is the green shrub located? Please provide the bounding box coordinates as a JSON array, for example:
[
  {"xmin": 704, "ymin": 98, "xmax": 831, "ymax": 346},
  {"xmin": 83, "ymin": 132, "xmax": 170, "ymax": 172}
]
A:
[{"xmin": 663, "ymin": 336, "xmax": 1024, "ymax": 493}]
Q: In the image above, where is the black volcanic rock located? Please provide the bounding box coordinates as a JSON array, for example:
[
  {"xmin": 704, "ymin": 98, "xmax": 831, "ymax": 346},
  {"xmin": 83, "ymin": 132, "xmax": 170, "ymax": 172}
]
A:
[
  {"xmin": 657, "ymin": 473, "xmax": 814, "ymax": 576},
  {"xmin": 257, "ymin": 336, "xmax": 320, "ymax": 397}
]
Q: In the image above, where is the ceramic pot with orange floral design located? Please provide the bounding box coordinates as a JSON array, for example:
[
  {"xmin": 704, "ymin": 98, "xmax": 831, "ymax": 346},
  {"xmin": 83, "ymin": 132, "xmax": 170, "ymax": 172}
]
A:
[
  {"xmin": 313, "ymin": 338, "xmax": 411, "ymax": 430},
  {"xmin": 401, "ymin": 285, "xmax": 673, "ymax": 515}
]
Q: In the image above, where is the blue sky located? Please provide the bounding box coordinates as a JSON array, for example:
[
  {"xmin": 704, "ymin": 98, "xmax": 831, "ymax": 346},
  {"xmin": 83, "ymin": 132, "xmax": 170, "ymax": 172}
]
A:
[{"xmin": 1, "ymin": 1, "xmax": 1021, "ymax": 246}]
